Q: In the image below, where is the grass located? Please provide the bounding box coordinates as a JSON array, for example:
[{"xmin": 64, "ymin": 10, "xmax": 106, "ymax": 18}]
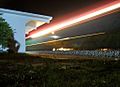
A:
[{"xmin": 0, "ymin": 53, "xmax": 120, "ymax": 87}]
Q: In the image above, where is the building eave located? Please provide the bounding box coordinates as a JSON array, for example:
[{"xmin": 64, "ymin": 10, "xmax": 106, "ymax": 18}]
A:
[{"xmin": 0, "ymin": 8, "xmax": 53, "ymax": 23}]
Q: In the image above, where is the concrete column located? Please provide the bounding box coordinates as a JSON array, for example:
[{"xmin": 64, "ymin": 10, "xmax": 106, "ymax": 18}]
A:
[{"xmin": 2, "ymin": 13, "xmax": 27, "ymax": 52}]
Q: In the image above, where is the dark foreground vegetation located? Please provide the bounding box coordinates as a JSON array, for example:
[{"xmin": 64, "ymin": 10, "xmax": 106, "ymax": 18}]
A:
[{"xmin": 0, "ymin": 53, "xmax": 120, "ymax": 87}]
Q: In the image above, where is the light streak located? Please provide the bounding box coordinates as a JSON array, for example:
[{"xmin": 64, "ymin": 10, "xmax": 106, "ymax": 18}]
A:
[
  {"xmin": 28, "ymin": 1, "xmax": 120, "ymax": 38},
  {"xmin": 26, "ymin": 32, "xmax": 105, "ymax": 46}
]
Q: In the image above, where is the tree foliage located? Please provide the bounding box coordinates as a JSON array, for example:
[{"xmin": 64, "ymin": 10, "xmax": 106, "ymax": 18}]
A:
[{"xmin": 0, "ymin": 15, "xmax": 13, "ymax": 49}]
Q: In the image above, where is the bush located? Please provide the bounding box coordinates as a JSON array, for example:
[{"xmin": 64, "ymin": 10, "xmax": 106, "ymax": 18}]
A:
[{"xmin": 0, "ymin": 53, "xmax": 120, "ymax": 87}]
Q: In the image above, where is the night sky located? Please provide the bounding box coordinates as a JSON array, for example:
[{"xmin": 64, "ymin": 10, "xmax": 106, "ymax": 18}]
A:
[
  {"xmin": 0, "ymin": 0, "xmax": 103, "ymax": 18},
  {"xmin": 0, "ymin": 0, "xmax": 119, "ymax": 25},
  {"xmin": 0, "ymin": 0, "xmax": 120, "ymax": 33}
]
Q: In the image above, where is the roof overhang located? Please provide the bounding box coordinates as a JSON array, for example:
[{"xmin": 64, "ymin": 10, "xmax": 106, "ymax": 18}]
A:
[
  {"xmin": 0, "ymin": 8, "xmax": 53, "ymax": 34},
  {"xmin": 0, "ymin": 8, "xmax": 52, "ymax": 23}
]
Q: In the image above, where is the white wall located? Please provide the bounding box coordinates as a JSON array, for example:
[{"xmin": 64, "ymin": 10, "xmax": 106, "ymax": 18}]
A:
[
  {"xmin": 2, "ymin": 13, "xmax": 27, "ymax": 52},
  {"xmin": 1, "ymin": 11, "xmax": 51, "ymax": 53}
]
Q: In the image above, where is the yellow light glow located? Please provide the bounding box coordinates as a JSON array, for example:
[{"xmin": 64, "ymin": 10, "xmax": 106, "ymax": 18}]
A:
[
  {"xmin": 101, "ymin": 48, "xmax": 109, "ymax": 51},
  {"xmin": 51, "ymin": 32, "xmax": 55, "ymax": 34},
  {"xmin": 57, "ymin": 47, "xmax": 73, "ymax": 51},
  {"xmin": 30, "ymin": 1, "xmax": 120, "ymax": 38}
]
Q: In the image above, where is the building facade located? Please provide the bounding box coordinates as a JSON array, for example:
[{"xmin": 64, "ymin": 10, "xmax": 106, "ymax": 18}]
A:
[{"xmin": 0, "ymin": 8, "xmax": 52, "ymax": 52}]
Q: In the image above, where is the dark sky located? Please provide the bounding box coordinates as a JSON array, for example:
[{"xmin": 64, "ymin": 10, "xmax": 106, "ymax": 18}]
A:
[
  {"xmin": 0, "ymin": 0, "xmax": 120, "ymax": 35},
  {"xmin": 0, "ymin": 0, "xmax": 103, "ymax": 18},
  {"xmin": 1, "ymin": 0, "xmax": 119, "ymax": 48}
]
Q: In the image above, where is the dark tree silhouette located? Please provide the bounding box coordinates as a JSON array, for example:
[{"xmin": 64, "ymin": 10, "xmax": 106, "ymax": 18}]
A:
[
  {"xmin": 7, "ymin": 35, "xmax": 20, "ymax": 53},
  {"xmin": 0, "ymin": 15, "xmax": 20, "ymax": 53}
]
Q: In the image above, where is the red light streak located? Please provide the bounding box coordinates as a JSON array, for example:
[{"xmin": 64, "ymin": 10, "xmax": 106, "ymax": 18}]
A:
[{"xmin": 27, "ymin": 0, "xmax": 120, "ymax": 38}]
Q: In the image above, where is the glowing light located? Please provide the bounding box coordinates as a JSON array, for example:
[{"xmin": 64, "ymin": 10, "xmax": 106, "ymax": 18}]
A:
[
  {"xmin": 57, "ymin": 47, "xmax": 73, "ymax": 51},
  {"xmin": 29, "ymin": 1, "xmax": 120, "ymax": 38},
  {"xmin": 51, "ymin": 32, "xmax": 55, "ymax": 34},
  {"xmin": 101, "ymin": 48, "xmax": 109, "ymax": 51},
  {"xmin": 52, "ymin": 48, "xmax": 56, "ymax": 51},
  {"xmin": 50, "ymin": 35, "xmax": 60, "ymax": 39}
]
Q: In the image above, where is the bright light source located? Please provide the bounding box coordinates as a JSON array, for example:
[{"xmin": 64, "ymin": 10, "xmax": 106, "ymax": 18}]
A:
[
  {"xmin": 29, "ymin": 1, "xmax": 120, "ymax": 38},
  {"xmin": 101, "ymin": 48, "xmax": 109, "ymax": 51},
  {"xmin": 52, "ymin": 48, "xmax": 56, "ymax": 51},
  {"xmin": 51, "ymin": 32, "xmax": 55, "ymax": 34},
  {"xmin": 57, "ymin": 47, "xmax": 73, "ymax": 51},
  {"xmin": 50, "ymin": 35, "xmax": 60, "ymax": 39}
]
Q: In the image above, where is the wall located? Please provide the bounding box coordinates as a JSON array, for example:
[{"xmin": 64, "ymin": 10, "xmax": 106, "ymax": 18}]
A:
[{"xmin": 2, "ymin": 13, "xmax": 28, "ymax": 52}]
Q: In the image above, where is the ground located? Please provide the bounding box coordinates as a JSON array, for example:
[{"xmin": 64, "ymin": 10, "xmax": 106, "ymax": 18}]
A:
[{"xmin": 0, "ymin": 53, "xmax": 120, "ymax": 87}]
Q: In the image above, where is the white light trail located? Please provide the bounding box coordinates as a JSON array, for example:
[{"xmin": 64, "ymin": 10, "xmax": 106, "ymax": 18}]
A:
[
  {"xmin": 29, "ymin": 1, "xmax": 120, "ymax": 38},
  {"xmin": 27, "ymin": 32, "xmax": 105, "ymax": 46}
]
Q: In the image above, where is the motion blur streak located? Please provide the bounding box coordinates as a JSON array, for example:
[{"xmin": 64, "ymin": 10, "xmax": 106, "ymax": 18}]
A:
[
  {"xmin": 28, "ymin": 1, "xmax": 120, "ymax": 38},
  {"xmin": 27, "ymin": 32, "xmax": 105, "ymax": 47}
]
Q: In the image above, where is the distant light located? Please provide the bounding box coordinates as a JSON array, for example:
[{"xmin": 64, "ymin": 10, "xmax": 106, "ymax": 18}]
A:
[
  {"xmin": 51, "ymin": 32, "xmax": 55, "ymax": 34},
  {"xmin": 52, "ymin": 48, "xmax": 56, "ymax": 51},
  {"xmin": 57, "ymin": 47, "xmax": 73, "ymax": 51},
  {"xmin": 29, "ymin": 1, "xmax": 120, "ymax": 38},
  {"xmin": 50, "ymin": 35, "xmax": 60, "ymax": 39},
  {"xmin": 101, "ymin": 48, "xmax": 108, "ymax": 51}
]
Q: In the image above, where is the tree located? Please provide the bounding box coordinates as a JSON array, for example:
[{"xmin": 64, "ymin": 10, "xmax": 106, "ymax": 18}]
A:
[
  {"xmin": 0, "ymin": 15, "xmax": 20, "ymax": 53},
  {"xmin": 7, "ymin": 36, "xmax": 20, "ymax": 53},
  {"xmin": 0, "ymin": 15, "xmax": 13, "ymax": 49}
]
